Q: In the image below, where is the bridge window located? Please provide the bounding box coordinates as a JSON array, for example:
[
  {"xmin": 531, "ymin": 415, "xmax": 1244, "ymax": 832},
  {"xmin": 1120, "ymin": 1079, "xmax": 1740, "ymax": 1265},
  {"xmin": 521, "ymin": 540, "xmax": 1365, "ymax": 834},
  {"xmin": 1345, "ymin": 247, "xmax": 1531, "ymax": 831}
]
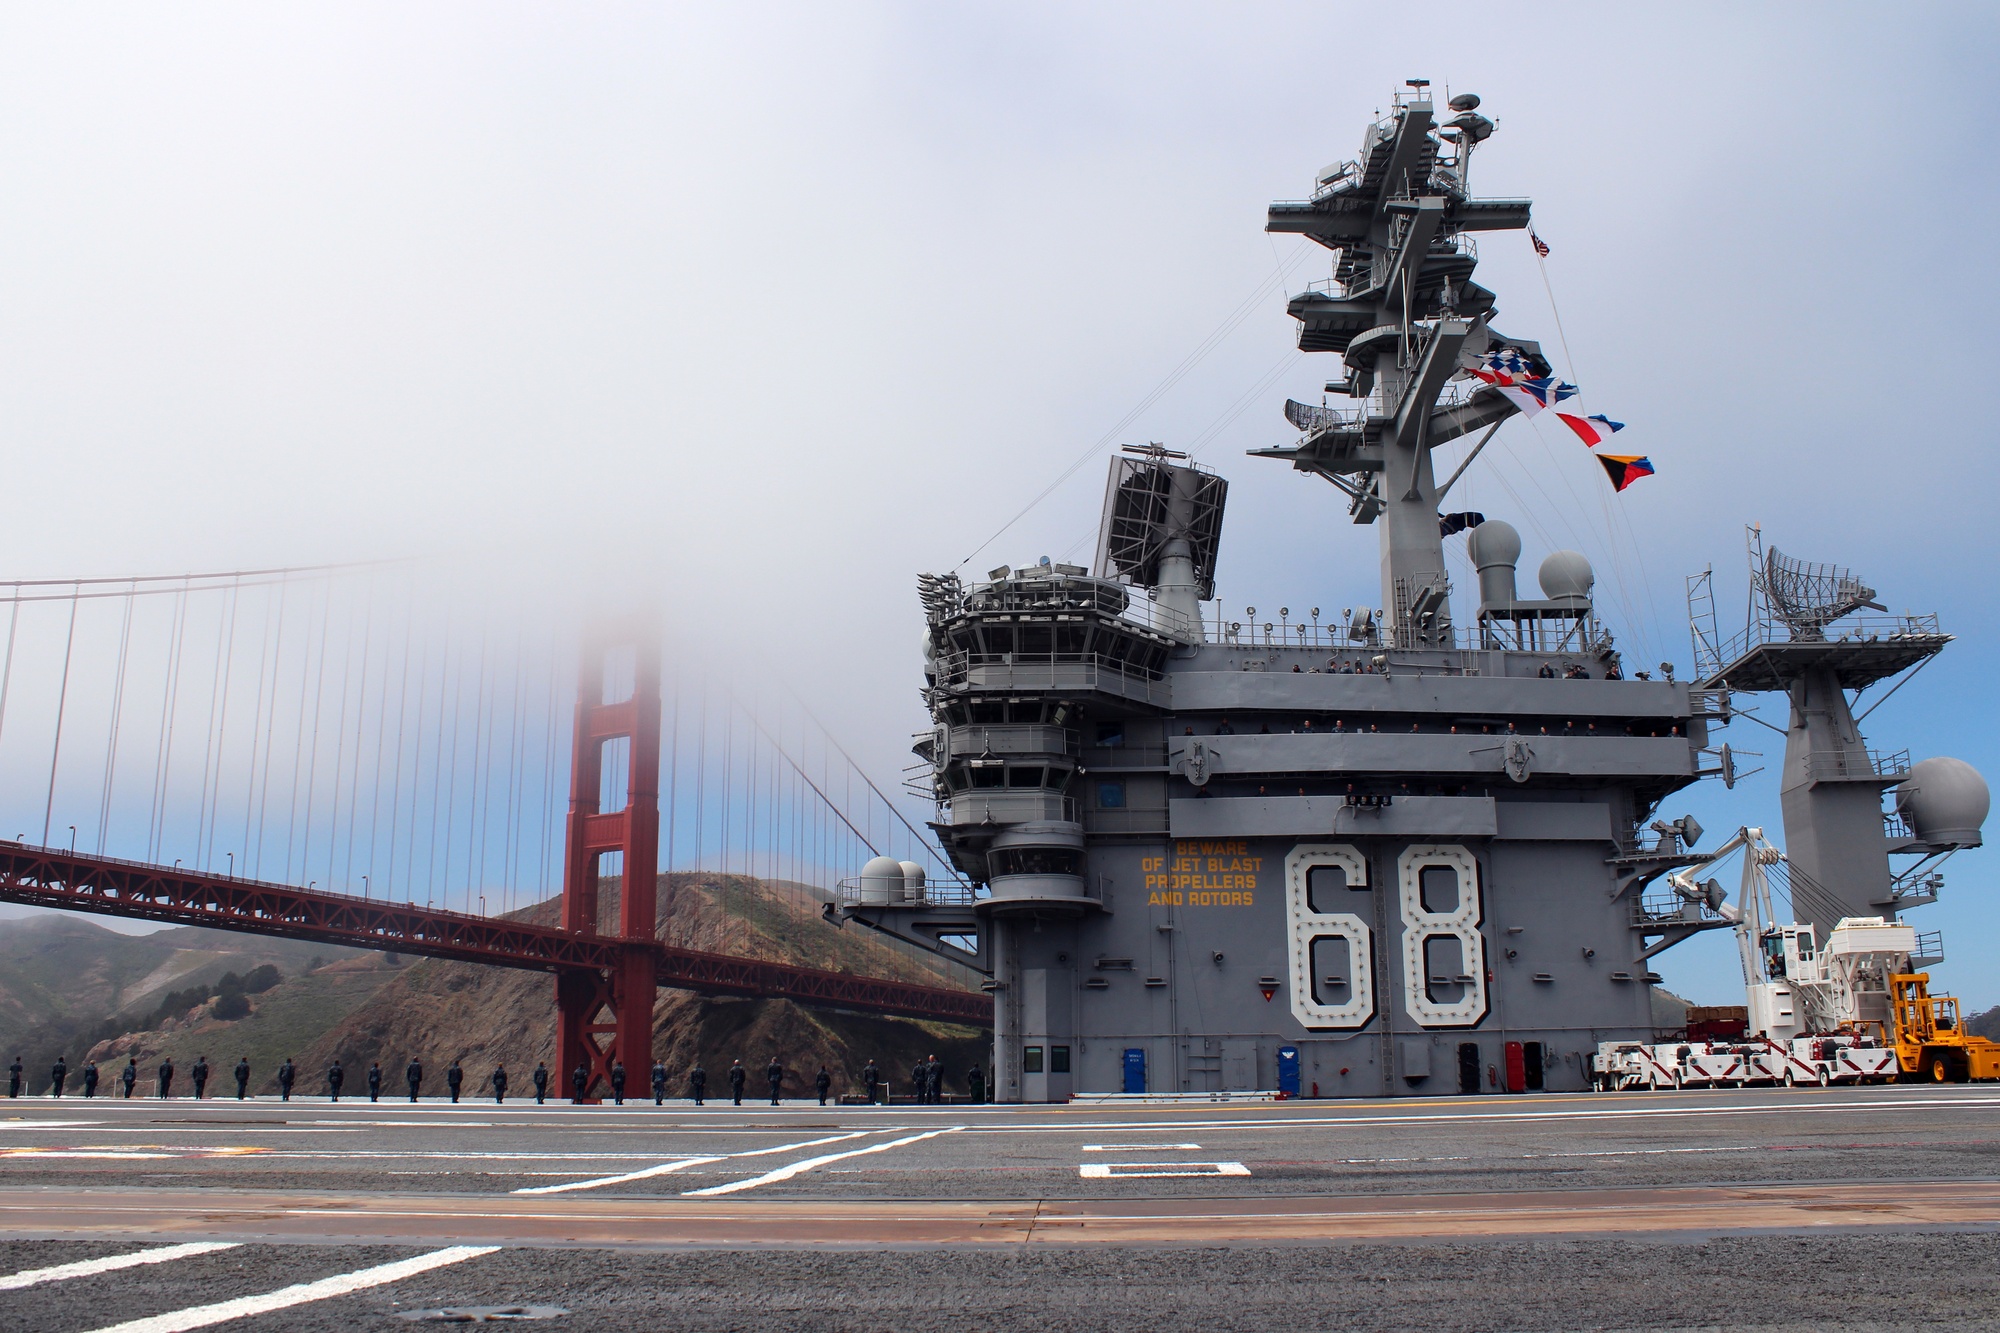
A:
[
  {"xmin": 989, "ymin": 847, "xmax": 1084, "ymax": 878},
  {"xmin": 1007, "ymin": 766, "xmax": 1046, "ymax": 789},
  {"xmin": 1095, "ymin": 723, "xmax": 1125, "ymax": 748},
  {"xmin": 1023, "ymin": 1045, "xmax": 1045, "ymax": 1074},
  {"xmin": 1050, "ymin": 1046, "xmax": 1071, "ymax": 1074},
  {"xmin": 1097, "ymin": 781, "xmax": 1126, "ymax": 808}
]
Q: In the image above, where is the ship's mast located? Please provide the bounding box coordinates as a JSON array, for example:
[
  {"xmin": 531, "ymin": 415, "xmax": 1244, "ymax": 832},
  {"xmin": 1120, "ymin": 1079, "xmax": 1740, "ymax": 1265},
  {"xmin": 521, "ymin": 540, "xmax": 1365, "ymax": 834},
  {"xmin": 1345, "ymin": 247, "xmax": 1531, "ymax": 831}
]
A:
[{"xmin": 1257, "ymin": 82, "xmax": 1538, "ymax": 649}]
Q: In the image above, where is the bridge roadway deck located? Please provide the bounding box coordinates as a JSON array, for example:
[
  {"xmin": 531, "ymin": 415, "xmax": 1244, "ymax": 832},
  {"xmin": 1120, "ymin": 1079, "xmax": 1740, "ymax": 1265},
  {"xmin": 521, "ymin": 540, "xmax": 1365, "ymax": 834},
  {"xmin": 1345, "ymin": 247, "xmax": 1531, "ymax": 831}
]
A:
[{"xmin": 3, "ymin": 1088, "xmax": 2000, "ymax": 1330}]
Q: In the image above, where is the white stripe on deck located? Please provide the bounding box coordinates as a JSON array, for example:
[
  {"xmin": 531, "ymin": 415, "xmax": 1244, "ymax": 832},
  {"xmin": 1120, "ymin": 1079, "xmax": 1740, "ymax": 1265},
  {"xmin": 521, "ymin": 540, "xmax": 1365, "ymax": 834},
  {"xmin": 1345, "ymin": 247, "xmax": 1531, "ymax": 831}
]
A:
[
  {"xmin": 0, "ymin": 1243, "xmax": 239, "ymax": 1291},
  {"xmin": 512, "ymin": 1131, "xmax": 868, "ymax": 1195},
  {"xmin": 83, "ymin": 1245, "xmax": 498, "ymax": 1333},
  {"xmin": 684, "ymin": 1126, "xmax": 964, "ymax": 1197}
]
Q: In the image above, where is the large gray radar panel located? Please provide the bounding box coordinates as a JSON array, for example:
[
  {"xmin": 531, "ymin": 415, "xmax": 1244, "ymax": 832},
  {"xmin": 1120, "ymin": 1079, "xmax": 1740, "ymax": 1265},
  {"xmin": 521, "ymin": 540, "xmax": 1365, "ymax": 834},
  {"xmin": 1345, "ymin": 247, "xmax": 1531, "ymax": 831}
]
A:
[
  {"xmin": 845, "ymin": 84, "xmax": 1982, "ymax": 1104},
  {"xmin": 1094, "ymin": 447, "xmax": 1228, "ymax": 610}
]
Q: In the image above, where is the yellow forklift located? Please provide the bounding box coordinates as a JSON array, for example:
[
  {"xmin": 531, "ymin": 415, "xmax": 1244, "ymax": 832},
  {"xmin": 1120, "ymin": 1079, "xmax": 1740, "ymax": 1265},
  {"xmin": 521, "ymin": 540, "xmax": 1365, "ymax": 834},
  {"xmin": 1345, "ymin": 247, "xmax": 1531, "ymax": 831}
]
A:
[{"xmin": 1889, "ymin": 974, "xmax": 2000, "ymax": 1082}]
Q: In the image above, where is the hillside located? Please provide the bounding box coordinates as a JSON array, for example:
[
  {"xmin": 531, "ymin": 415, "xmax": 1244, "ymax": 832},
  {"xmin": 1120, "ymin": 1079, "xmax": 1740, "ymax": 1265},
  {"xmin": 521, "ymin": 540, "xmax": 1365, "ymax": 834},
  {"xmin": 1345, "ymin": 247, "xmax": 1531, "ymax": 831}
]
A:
[
  {"xmin": 14, "ymin": 872, "xmax": 985, "ymax": 1099},
  {"xmin": 291, "ymin": 872, "xmax": 988, "ymax": 1100},
  {"xmin": 0, "ymin": 916, "xmax": 363, "ymax": 1093}
]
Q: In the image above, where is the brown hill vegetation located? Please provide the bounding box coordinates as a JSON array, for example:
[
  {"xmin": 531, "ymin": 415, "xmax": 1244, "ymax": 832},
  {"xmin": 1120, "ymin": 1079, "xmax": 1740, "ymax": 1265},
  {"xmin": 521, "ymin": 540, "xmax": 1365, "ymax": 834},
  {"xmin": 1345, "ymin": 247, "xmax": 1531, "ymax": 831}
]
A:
[{"xmin": 50, "ymin": 872, "xmax": 986, "ymax": 1100}]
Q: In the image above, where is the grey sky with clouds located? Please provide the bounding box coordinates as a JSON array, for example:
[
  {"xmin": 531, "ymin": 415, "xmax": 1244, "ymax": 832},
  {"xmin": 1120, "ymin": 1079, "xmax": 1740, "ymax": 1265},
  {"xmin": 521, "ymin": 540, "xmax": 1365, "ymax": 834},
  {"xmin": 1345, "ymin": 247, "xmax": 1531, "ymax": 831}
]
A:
[{"xmin": 1, "ymin": 5, "xmax": 1995, "ymax": 1003}]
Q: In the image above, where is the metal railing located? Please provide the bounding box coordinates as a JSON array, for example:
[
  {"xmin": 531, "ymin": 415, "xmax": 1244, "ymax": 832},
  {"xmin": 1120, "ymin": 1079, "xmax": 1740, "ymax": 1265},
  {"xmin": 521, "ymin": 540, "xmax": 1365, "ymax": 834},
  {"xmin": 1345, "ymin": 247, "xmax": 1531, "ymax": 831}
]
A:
[
  {"xmin": 1710, "ymin": 613, "xmax": 1945, "ymax": 666},
  {"xmin": 1911, "ymin": 929, "xmax": 1945, "ymax": 967},
  {"xmin": 1806, "ymin": 748, "xmax": 1910, "ymax": 783},
  {"xmin": 938, "ymin": 724, "xmax": 1079, "ymax": 759},
  {"xmin": 939, "ymin": 793, "xmax": 1080, "ymax": 826},
  {"xmin": 930, "ymin": 651, "xmax": 1172, "ymax": 705},
  {"xmin": 1083, "ymin": 807, "xmax": 1171, "ymax": 836},
  {"xmin": 832, "ymin": 876, "xmax": 980, "ymax": 909}
]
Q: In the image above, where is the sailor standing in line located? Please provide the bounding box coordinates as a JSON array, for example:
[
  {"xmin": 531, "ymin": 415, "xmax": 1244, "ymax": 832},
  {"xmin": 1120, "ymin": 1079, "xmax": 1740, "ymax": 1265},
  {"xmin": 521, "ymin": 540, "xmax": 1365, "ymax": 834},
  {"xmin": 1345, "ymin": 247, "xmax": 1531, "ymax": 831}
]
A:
[
  {"xmin": 909, "ymin": 1058, "xmax": 926, "ymax": 1106},
  {"xmin": 967, "ymin": 1065, "xmax": 985, "ymax": 1104},
  {"xmin": 727, "ymin": 1060, "xmax": 746, "ymax": 1106},
  {"xmin": 570, "ymin": 1062, "xmax": 589, "ymax": 1102},
  {"xmin": 689, "ymin": 1063, "xmax": 707, "ymax": 1106},
  {"xmin": 7, "ymin": 1056, "xmax": 21, "ymax": 1098},
  {"xmin": 925, "ymin": 1055, "xmax": 943, "ymax": 1104},
  {"xmin": 650, "ymin": 1059, "xmax": 667, "ymax": 1106},
  {"xmin": 446, "ymin": 1060, "xmax": 464, "ymax": 1104},
  {"xmin": 81, "ymin": 1061, "xmax": 98, "ymax": 1098},
  {"xmin": 277, "ymin": 1058, "xmax": 295, "ymax": 1102},
  {"xmin": 609, "ymin": 1061, "xmax": 627, "ymax": 1106},
  {"xmin": 156, "ymin": 1057, "xmax": 174, "ymax": 1099},
  {"xmin": 814, "ymin": 1066, "xmax": 831, "ymax": 1106},
  {"xmin": 326, "ymin": 1059, "xmax": 344, "ymax": 1102},
  {"xmin": 532, "ymin": 1062, "xmax": 549, "ymax": 1104},
  {"xmin": 190, "ymin": 1056, "xmax": 209, "ymax": 1100},
  {"xmin": 367, "ymin": 1062, "xmax": 383, "ymax": 1102},
  {"xmin": 50, "ymin": 1057, "xmax": 67, "ymax": 1098},
  {"xmin": 766, "ymin": 1058, "xmax": 784, "ymax": 1106},
  {"xmin": 121, "ymin": 1059, "xmax": 137, "ymax": 1099},
  {"xmin": 406, "ymin": 1057, "xmax": 424, "ymax": 1102},
  {"xmin": 491, "ymin": 1064, "xmax": 508, "ymax": 1104},
  {"xmin": 234, "ymin": 1057, "xmax": 251, "ymax": 1100},
  {"xmin": 862, "ymin": 1059, "xmax": 882, "ymax": 1106}
]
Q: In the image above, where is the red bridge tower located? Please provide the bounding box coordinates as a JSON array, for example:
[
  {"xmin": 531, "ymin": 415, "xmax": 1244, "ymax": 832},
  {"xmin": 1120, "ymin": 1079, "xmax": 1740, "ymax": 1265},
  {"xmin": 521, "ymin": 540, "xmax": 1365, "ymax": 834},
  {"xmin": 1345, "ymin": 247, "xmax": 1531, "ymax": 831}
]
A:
[{"xmin": 555, "ymin": 624, "xmax": 662, "ymax": 1100}]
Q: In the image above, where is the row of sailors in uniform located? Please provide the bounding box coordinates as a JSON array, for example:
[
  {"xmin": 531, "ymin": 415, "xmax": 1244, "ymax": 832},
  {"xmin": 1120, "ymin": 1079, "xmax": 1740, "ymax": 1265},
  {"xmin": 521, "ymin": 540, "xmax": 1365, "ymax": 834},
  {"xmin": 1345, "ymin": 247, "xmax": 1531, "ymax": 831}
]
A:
[
  {"xmin": 9, "ymin": 1053, "xmax": 985, "ymax": 1105},
  {"xmin": 1189, "ymin": 717, "xmax": 1680, "ymax": 738}
]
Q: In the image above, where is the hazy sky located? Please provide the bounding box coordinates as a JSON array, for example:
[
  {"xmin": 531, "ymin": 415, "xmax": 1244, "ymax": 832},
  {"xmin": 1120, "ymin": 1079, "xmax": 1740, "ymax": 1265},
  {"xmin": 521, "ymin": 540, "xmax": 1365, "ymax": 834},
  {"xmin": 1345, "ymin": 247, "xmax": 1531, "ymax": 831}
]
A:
[{"xmin": 1, "ymin": 5, "xmax": 1996, "ymax": 1002}]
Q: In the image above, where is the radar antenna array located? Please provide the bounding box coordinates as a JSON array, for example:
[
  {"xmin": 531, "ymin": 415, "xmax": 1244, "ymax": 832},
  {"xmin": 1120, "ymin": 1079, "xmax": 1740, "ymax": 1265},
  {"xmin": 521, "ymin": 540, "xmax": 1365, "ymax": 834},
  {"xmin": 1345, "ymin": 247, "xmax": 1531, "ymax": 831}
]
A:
[
  {"xmin": 1094, "ymin": 446, "xmax": 1228, "ymax": 600},
  {"xmin": 1755, "ymin": 546, "xmax": 1886, "ymax": 641}
]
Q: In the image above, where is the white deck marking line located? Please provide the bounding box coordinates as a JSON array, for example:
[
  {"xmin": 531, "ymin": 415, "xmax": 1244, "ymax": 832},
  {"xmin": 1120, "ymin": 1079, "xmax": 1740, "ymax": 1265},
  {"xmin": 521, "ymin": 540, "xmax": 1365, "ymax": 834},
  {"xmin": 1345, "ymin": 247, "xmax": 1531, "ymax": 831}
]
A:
[
  {"xmin": 1081, "ymin": 1143, "xmax": 1201, "ymax": 1151},
  {"xmin": 83, "ymin": 1245, "xmax": 499, "ymax": 1333},
  {"xmin": 685, "ymin": 1126, "xmax": 965, "ymax": 1196},
  {"xmin": 1078, "ymin": 1162, "xmax": 1250, "ymax": 1178},
  {"xmin": 0, "ymin": 1243, "xmax": 240, "ymax": 1292},
  {"xmin": 512, "ymin": 1132, "xmax": 868, "ymax": 1195},
  {"xmin": 1, "ymin": 1150, "xmax": 176, "ymax": 1160}
]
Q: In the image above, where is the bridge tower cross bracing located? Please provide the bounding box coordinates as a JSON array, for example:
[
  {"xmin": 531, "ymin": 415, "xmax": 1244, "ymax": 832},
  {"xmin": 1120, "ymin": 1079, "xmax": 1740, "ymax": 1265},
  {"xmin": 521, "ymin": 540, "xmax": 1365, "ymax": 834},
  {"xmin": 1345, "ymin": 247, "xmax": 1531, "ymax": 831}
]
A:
[{"xmin": 556, "ymin": 622, "xmax": 662, "ymax": 1100}]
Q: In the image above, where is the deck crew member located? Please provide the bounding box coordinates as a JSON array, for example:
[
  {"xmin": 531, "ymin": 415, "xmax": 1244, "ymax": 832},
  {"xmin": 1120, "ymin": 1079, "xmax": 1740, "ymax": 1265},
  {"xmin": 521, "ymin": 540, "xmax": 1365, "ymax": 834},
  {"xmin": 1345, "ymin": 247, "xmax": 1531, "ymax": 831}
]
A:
[
  {"xmin": 406, "ymin": 1058, "xmax": 424, "ymax": 1102},
  {"xmin": 491, "ymin": 1065, "xmax": 508, "ymax": 1104},
  {"xmin": 571, "ymin": 1062, "xmax": 588, "ymax": 1102},
  {"xmin": 50, "ymin": 1057, "xmax": 67, "ymax": 1098},
  {"xmin": 727, "ymin": 1060, "xmax": 746, "ymax": 1106},
  {"xmin": 532, "ymin": 1062, "xmax": 549, "ymax": 1104},
  {"xmin": 367, "ymin": 1062, "xmax": 383, "ymax": 1102},
  {"xmin": 327, "ymin": 1059, "xmax": 344, "ymax": 1101},
  {"xmin": 121, "ymin": 1059, "xmax": 137, "ymax": 1099},
  {"xmin": 862, "ymin": 1059, "xmax": 882, "ymax": 1105},
  {"xmin": 610, "ymin": 1061, "xmax": 627, "ymax": 1106},
  {"xmin": 688, "ymin": 1063, "xmax": 707, "ymax": 1106},
  {"xmin": 909, "ymin": 1059, "xmax": 926, "ymax": 1105},
  {"xmin": 925, "ymin": 1055, "xmax": 943, "ymax": 1103},
  {"xmin": 234, "ymin": 1057, "xmax": 251, "ymax": 1100},
  {"xmin": 766, "ymin": 1058, "xmax": 783, "ymax": 1106},
  {"xmin": 650, "ymin": 1060, "xmax": 667, "ymax": 1106},
  {"xmin": 81, "ymin": 1061, "xmax": 98, "ymax": 1098},
  {"xmin": 278, "ymin": 1058, "xmax": 295, "ymax": 1101},
  {"xmin": 967, "ymin": 1066, "xmax": 984, "ymax": 1104},
  {"xmin": 6, "ymin": 1057, "xmax": 20, "ymax": 1098},
  {"xmin": 156, "ymin": 1057, "xmax": 173, "ymax": 1099},
  {"xmin": 191, "ymin": 1056, "xmax": 209, "ymax": 1100},
  {"xmin": 814, "ymin": 1066, "xmax": 831, "ymax": 1106},
  {"xmin": 447, "ymin": 1060, "xmax": 464, "ymax": 1103}
]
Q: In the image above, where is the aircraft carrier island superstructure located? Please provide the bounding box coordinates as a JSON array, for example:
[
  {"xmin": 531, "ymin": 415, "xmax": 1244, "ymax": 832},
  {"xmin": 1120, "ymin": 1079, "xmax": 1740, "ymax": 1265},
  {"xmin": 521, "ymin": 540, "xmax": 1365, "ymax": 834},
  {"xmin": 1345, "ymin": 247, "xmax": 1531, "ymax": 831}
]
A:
[{"xmin": 837, "ymin": 85, "xmax": 1984, "ymax": 1100}]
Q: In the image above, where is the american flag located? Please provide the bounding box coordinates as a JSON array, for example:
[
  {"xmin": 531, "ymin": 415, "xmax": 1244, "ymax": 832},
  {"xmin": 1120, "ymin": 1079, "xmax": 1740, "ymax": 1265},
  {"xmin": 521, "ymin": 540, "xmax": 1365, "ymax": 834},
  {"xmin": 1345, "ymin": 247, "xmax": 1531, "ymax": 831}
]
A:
[{"xmin": 1529, "ymin": 229, "xmax": 1550, "ymax": 258}]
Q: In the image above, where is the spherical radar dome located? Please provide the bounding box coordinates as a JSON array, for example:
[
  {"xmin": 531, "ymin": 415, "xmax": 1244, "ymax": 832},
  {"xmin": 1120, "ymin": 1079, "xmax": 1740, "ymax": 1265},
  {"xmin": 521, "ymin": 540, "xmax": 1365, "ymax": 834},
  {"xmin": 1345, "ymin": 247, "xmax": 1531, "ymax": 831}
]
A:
[
  {"xmin": 1466, "ymin": 520, "xmax": 1521, "ymax": 570},
  {"xmin": 1539, "ymin": 550, "xmax": 1595, "ymax": 600},
  {"xmin": 859, "ymin": 855, "xmax": 907, "ymax": 905},
  {"xmin": 1897, "ymin": 757, "xmax": 1990, "ymax": 849}
]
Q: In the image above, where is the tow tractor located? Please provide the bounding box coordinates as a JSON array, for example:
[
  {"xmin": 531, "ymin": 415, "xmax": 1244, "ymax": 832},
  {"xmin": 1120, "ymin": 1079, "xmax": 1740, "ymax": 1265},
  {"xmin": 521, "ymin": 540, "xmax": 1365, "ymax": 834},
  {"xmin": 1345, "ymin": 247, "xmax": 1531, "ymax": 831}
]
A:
[{"xmin": 1593, "ymin": 827, "xmax": 1972, "ymax": 1089}]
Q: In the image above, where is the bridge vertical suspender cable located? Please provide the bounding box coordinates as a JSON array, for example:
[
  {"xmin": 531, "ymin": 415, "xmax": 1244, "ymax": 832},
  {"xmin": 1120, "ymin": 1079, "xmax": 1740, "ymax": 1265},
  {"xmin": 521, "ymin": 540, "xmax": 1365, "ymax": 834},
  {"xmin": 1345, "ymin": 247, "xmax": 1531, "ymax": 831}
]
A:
[{"xmin": 40, "ymin": 581, "xmax": 81, "ymax": 845}]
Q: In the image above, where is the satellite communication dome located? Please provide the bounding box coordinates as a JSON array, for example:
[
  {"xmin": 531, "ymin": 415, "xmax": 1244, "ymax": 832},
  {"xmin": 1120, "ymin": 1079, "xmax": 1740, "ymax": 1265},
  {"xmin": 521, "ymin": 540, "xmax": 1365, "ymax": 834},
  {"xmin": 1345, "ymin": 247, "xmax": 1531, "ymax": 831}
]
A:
[
  {"xmin": 859, "ymin": 855, "xmax": 906, "ymax": 905},
  {"xmin": 898, "ymin": 861, "xmax": 927, "ymax": 905},
  {"xmin": 1465, "ymin": 519, "xmax": 1521, "ymax": 570},
  {"xmin": 1538, "ymin": 551, "xmax": 1595, "ymax": 600},
  {"xmin": 1897, "ymin": 757, "xmax": 1990, "ymax": 849}
]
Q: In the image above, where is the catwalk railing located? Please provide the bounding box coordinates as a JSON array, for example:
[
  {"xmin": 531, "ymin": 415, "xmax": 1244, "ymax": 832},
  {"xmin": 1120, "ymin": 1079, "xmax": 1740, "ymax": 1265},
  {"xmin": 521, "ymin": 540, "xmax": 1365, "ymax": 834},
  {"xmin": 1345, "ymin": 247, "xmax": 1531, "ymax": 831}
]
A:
[{"xmin": 0, "ymin": 841, "xmax": 992, "ymax": 1027}]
